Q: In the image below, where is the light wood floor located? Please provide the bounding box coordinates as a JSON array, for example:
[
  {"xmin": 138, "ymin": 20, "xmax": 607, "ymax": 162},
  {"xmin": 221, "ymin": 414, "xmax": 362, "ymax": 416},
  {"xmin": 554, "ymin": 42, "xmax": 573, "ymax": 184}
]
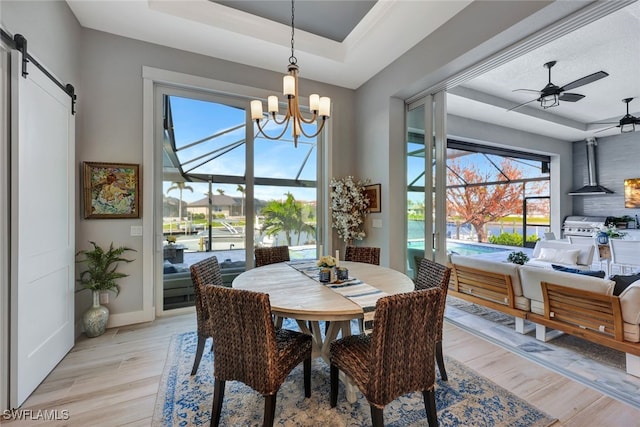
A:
[{"xmin": 6, "ymin": 312, "xmax": 640, "ymax": 426}]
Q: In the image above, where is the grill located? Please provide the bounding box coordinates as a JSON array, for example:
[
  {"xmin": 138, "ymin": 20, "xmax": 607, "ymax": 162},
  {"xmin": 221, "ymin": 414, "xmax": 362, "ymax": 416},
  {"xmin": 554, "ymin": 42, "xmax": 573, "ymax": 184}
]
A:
[{"xmin": 562, "ymin": 215, "xmax": 607, "ymax": 238}]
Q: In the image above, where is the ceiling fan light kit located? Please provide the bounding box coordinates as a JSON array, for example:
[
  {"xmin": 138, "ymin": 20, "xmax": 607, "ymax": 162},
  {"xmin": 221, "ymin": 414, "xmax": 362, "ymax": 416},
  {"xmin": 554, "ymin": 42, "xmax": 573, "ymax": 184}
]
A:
[{"xmin": 594, "ymin": 98, "xmax": 640, "ymax": 134}]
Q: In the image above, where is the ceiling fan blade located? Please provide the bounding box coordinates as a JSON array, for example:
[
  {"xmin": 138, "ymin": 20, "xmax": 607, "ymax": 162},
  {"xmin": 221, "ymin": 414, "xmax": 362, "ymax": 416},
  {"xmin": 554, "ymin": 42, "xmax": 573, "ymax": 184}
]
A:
[
  {"xmin": 591, "ymin": 121, "xmax": 620, "ymax": 125},
  {"xmin": 558, "ymin": 93, "xmax": 585, "ymax": 102},
  {"xmin": 560, "ymin": 71, "xmax": 609, "ymax": 91},
  {"xmin": 506, "ymin": 97, "xmax": 539, "ymax": 112},
  {"xmin": 513, "ymin": 88, "xmax": 542, "ymax": 94},
  {"xmin": 594, "ymin": 124, "xmax": 619, "ymax": 133}
]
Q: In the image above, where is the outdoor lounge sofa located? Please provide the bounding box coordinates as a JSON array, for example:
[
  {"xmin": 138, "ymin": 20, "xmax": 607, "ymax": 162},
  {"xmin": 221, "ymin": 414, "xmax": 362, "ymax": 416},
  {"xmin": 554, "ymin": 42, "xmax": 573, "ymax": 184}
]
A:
[
  {"xmin": 447, "ymin": 254, "xmax": 640, "ymax": 377},
  {"xmin": 163, "ymin": 258, "xmax": 245, "ymax": 310}
]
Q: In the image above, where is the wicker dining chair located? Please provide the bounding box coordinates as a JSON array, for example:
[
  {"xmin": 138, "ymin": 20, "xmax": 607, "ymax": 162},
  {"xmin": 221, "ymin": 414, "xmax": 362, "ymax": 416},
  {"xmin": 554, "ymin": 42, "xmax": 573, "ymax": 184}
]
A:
[
  {"xmin": 204, "ymin": 285, "xmax": 312, "ymax": 427},
  {"xmin": 255, "ymin": 245, "xmax": 291, "ymax": 267},
  {"xmin": 189, "ymin": 256, "xmax": 224, "ymax": 376},
  {"xmin": 344, "ymin": 246, "xmax": 380, "ymax": 265},
  {"xmin": 330, "ymin": 288, "xmax": 442, "ymax": 427},
  {"xmin": 414, "ymin": 257, "xmax": 452, "ymax": 381}
]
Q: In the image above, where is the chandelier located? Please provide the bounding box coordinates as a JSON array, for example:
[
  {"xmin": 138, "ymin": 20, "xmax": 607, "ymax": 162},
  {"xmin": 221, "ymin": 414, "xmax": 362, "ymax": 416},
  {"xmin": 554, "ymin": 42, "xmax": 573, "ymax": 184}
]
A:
[{"xmin": 250, "ymin": 0, "xmax": 331, "ymax": 148}]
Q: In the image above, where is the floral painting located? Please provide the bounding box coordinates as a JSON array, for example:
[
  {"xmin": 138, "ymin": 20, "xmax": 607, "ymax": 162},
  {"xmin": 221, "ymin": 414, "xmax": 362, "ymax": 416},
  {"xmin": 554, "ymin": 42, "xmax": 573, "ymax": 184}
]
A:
[
  {"xmin": 624, "ymin": 178, "xmax": 640, "ymax": 208},
  {"xmin": 83, "ymin": 162, "xmax": 141, "ymax": 219}
]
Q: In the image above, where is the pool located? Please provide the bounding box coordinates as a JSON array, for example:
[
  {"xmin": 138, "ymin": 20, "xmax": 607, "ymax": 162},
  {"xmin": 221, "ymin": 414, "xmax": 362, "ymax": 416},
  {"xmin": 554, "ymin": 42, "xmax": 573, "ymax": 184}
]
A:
[{"xmin": 408, "ymin": 240, "xmax": 511, "ymax": 256}]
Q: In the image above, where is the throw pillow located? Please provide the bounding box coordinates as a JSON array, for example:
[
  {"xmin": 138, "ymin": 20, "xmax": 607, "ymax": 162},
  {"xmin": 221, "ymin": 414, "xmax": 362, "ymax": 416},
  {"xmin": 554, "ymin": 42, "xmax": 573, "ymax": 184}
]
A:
[
  {"xmin": 163, "ymin": 260, "xmax": 178, "ymax": 274},
  {"xmin": 609, "ymin": 273, "xmax": 640, "ymax": 296},
  {"xmin": 538, "ymin": 248, "xmax": 580, "ymax": 265},
  {"xmin": 551, "ymin": 264, "xmax": 606, "ymax": 278}
]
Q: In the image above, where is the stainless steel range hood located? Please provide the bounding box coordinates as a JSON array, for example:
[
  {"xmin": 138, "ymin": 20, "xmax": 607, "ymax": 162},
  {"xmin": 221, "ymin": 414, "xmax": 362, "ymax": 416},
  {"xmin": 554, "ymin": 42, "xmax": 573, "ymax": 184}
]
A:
[{"xmin": 568, "ymin": 137, "xmax": 614, "ymax": 196}]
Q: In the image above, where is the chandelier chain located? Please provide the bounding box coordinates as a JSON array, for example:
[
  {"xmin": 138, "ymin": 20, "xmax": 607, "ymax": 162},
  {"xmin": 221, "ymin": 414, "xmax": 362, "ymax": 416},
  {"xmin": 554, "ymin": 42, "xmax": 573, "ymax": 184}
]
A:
[{"xmin": 289, "ymin": 0, "xmax": 297, "ymax": 65}]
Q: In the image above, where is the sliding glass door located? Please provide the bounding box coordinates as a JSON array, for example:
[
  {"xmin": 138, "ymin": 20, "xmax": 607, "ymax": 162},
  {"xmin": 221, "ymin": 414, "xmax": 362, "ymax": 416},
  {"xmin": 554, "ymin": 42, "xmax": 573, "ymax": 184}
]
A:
[{"xmin": 157, "ymin": 86, "xmax": 321, "ymax": 311}]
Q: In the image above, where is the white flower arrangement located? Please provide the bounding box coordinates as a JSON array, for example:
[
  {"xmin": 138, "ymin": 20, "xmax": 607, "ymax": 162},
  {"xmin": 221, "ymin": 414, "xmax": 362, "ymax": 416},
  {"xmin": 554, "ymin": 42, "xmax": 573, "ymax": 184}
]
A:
[
  {"xmin": 592, "ymin": 223, "xmax": 627, "ymax": 239},
  {"xmin": 317, "ymin": 255, "xmax": 337, "ymax": 268},
  {"xmin": 330, "ymin": 176, "xmax": 370, "ymax": 243}
]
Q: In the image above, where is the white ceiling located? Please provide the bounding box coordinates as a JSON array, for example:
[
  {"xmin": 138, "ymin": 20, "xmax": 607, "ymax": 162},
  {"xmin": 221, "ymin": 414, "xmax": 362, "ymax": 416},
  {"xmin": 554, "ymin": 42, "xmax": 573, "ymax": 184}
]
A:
[{"xmin": 66, "ymin": 0, "xmax": 640, "ymax": 142}]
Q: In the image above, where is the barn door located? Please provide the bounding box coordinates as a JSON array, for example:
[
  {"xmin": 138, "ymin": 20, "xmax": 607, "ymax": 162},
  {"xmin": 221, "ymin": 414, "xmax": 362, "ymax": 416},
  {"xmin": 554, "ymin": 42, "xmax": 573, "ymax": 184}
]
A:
[{"xmin": 9, "ymin": 50, "xmax": 75, "ymax": 407}]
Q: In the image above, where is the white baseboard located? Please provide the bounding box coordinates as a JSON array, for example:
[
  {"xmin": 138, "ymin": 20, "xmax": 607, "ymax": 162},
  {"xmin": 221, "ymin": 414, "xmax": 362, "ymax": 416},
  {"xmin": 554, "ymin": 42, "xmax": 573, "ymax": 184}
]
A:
[{"xmin": 107, "ymin": 308, "xmax": 155, "ymax": 328}]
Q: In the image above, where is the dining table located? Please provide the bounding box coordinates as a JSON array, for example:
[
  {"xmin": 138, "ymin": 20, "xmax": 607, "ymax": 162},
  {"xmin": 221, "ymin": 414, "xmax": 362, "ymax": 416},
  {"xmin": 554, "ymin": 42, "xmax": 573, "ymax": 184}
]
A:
[{"xmin": 232, "ymin": 260, "xmax": 415, "ymax": 402}]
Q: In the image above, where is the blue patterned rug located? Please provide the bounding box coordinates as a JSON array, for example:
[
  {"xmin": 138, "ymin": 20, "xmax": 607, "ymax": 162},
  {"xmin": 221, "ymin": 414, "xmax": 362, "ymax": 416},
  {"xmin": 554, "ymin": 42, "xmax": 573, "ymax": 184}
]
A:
[{"xmin": 153, "ymin": 330, "xmax": 556, "ymax": 426}]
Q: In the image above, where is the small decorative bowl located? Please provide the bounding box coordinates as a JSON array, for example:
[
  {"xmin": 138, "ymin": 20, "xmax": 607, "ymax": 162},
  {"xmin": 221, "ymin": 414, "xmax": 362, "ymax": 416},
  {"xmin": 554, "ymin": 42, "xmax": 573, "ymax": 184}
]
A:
[{"xmin": 319, "ymin": 269, "xmax": 331, "ymax": 283}]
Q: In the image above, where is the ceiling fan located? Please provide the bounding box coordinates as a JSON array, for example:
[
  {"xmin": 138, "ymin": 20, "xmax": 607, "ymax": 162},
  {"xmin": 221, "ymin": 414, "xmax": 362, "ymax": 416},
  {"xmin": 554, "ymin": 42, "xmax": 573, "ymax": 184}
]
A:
[
  {"xmin": 507, "ymin": 60, "xmax": 609, "ymax": 112},
  {"xmin": 594, "ymin": 98, "xmax": 640, "ymax": 133}
]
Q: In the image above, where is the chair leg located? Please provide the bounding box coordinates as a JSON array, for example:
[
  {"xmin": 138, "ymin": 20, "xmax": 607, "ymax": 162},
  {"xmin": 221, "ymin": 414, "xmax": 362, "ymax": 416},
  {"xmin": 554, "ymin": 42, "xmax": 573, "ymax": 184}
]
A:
[
  {"xmin": 370, "ymin": 405, "xmax": 384, "ymax": 427},
  {"xmin": 330, "ymin": 364, "xmax": 339, "ymax": 407},
  {"xmin": 191, "ymin": 334, "xmax": 207, "ymax": 375},
  {"xmin": 423, "ymin": 389, "xmax": 438, "ymax": 427},
  {"xmin": 304, "ymin": 356, "xmax": 311, "ymax": 398},
  {"xmin": 435, "ymin": 341, "xmax": 447, "ymax": 381},
  {"xmin": 210, "ymin": 379, "xmax": 225, "ymax": 427},
  {"xmin": 263, "ymin": 394, "xmax": 277, "ymax": 427}
]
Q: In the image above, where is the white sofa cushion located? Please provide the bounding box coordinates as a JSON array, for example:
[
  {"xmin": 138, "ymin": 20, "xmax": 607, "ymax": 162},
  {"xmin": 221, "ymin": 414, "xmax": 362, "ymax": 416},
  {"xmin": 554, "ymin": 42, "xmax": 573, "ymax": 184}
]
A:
[
  {"xmin": 518, "ymin": 265, "xmax": 614, "ymax": 315},
  {"xmin": 531, "ymin": 240, "xmax": 595, "ymax": 267},
  {"xmin": 536, "ymin": 247, "xmax": 580, "ymax": 264}
]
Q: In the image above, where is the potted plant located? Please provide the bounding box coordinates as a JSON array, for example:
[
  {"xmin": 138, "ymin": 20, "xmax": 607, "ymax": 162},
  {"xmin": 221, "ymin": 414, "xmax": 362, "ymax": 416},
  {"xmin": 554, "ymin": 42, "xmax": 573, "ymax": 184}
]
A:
[
  {"xmin": 76, "ymin": 241, "xmax": 136, "ymax": 337},
  {"xmin": 317, "ymin": 255, "xmax": 336, "ymax": 282},
  {"xmin": 507, "ymin": 251, "xmax": 529, "ymax": 265}
]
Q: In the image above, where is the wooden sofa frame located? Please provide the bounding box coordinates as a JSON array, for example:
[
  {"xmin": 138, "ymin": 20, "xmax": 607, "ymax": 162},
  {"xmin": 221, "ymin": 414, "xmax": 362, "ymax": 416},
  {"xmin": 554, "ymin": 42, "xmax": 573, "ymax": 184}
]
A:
[{"xmin": 448, "ymin": 260, "xmax": 640, "ymax": 376}]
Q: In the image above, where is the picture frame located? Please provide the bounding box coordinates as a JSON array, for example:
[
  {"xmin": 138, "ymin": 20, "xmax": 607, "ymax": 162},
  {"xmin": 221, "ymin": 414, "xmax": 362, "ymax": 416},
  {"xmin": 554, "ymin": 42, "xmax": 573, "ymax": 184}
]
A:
[
  {"xmin": 624, "ymin": 178, "xmax": 640, "ymax": 208},
  {"xmin": 83, "ymin": 162, "xmax": 141, "ymax": 219},
  {"xmin": 364, "ymin": 183, "xmax": 381, "ymax": 213}
]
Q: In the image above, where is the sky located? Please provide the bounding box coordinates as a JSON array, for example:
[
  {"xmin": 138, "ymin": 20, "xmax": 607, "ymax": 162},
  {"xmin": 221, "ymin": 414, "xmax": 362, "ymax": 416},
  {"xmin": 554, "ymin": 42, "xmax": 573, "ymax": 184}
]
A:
[{"xmin": 164, "ymin": 95, "xmax": 318, "ymax": 204}]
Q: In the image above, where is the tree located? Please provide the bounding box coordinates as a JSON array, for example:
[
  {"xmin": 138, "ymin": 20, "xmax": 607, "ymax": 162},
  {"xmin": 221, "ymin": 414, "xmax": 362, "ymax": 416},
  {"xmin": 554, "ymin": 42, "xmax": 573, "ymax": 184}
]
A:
[
  {"xmin": 260, "ymin": 193, "xmax": 315, "ymax": 246},
  {"xmin": 236, "ymin": 184, "xmax": 245, "ymax": 216},
  {"xmin": 166, "ymin": 181, "xmax": 194, "ymax": 220},
  {"xmin": 447, "ymin": 159, "xmax": 530, "ymax": 242},
  {"xmin": 216, "ymin": 188, "xmax": 225, "ymax": 195}
]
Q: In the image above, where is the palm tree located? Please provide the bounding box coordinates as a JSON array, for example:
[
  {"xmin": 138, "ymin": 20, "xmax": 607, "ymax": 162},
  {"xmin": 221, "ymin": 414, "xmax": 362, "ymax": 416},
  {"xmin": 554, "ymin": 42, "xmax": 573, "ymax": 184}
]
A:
[
  {"xmin": 216, "ymin": 188, "xmax": 225, "ymax": 195},
  {"xmin": 166, "ymin": 181, "xmax": 194, "ymax": 220},
  {"xmin": 236, "ymin": 184, "xmax": 245, "ymax": 216},
  {"xmin": 261, "ymin": 193, "xmax": 315, "ymax": 246}
]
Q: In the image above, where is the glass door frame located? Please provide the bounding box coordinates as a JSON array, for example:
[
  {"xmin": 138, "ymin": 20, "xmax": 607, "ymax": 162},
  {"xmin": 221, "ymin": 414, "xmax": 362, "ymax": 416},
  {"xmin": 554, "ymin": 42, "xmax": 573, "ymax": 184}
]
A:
[{"xmin": 407, "ymin": 91, "xmax": 448, "ymax": 267}]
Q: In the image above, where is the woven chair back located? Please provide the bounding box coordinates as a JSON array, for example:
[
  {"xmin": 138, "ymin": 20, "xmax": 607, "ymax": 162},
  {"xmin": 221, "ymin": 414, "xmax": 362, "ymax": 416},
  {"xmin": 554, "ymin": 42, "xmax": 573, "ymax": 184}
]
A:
[
  {"xmin": 204, "ymin": 286, "xmax": 280, "ymax": 394},
  {"xmin": 255, "ymin": 245, "xmax": 290, "ymax": 267},
  {"xmin": 414, "ymin": 258, "xmax": 452, "ymax": 342},
  {"xmin": 367, "ymin": 288, "xmax": 442, "ymax": 406},
  {"xmin": 190, "ymin": 256, "xmax": 224, "ymax": 335},
  {"xmin": 344, "ymin": 246, "xmax": 380, "ymax": 265}
]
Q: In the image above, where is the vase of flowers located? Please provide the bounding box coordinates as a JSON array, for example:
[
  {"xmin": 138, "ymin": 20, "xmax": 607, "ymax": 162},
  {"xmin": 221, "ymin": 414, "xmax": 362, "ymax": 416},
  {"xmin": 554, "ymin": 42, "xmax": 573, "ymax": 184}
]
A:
[
  {"xmin": 330, "ymin": 176, "xmax": 370, "ymax": 244},
  {"xmin": 317, "ymin": 255, "xmax": 337, "ymax": 283}
]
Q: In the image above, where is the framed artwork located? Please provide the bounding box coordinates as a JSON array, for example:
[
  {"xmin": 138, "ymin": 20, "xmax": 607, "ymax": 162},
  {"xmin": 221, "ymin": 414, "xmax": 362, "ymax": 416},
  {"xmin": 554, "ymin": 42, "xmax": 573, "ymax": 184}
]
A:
[
  {"xmin": 83, "ymin": 162, "xmax": 141, "ymax": 219},
  {"xmin": 624, "ymin": 178, "xmax": 640, "ymax": 208},
  {"xmin": 364, "ymin": 183, "xmax": 381, "ymax": 213}
]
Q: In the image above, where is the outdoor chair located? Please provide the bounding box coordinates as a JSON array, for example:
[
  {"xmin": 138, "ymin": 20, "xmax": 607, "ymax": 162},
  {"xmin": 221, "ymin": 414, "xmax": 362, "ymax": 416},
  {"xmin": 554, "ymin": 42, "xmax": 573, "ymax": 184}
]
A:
[
  {"xmin": 255, "ymin": 245, "xmax": 290, "ymax": 267},
  {"xmin": 414, "ymin": 257, "xmax": 452, "ymax": 381},
  {"xmin": 189, "ymin": 256, "xmax": 224, "ymax": 376},
  {"xmin": 344, "ymin": 246, "xmax": 380, "ymax": 265},
  {"xmin": 609, "ymin": 239, "xmax": 640, "ymax": 274},
  {"xmin": 330, "ymin": 288, "xmax": 443, "ymax": 427},
  {"xmin": 568, "ymin": 235, "xmax": 608, "ymax": 274},
  {"xmin": 204, "ymin": 285, "xmax": 312, "ymax": 427}
]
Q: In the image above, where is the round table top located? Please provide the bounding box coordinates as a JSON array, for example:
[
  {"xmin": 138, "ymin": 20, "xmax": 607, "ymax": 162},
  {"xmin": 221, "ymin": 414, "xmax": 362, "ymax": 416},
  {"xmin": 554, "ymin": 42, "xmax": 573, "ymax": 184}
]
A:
[{"xmin": 232, "ymin": 261, "xmax": 414, "ymax": 322}]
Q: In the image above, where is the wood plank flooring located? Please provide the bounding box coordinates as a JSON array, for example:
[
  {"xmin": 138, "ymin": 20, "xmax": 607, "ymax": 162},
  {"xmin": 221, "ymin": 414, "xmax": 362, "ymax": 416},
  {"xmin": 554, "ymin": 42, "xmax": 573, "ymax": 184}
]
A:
[{"xmin": 5, "ymin": 311, "xmax": 640, "ymax": 426}]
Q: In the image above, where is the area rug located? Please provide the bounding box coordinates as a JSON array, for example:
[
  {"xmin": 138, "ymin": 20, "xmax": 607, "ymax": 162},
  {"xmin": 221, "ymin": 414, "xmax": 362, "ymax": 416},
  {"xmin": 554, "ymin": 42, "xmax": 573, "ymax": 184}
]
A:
[{"xmin": 153, "ymin": 331, "xmax": 556, "ymax": 426}]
